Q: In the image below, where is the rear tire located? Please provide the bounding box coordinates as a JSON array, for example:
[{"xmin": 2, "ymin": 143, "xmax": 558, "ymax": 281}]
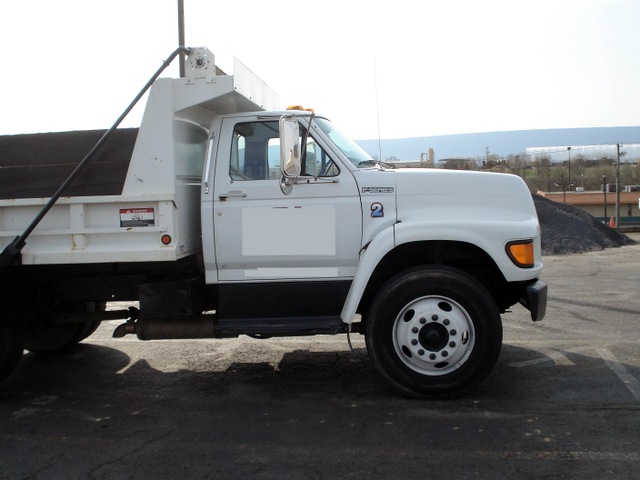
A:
[
  {"xmin": 365, "ymin": 266, "xmax": 502, "ymax": 399},
  {"xmin": 0, "ymin": 318, "xmax": 25, "ymax": 384},
  {"xmin": 25, "ymin": 302, "xmax": 104, "ymax": 355}
]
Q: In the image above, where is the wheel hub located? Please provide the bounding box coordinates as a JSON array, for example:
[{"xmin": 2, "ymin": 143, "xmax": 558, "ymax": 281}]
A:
[
  {"xmin": 393, "ymin": 296, "xmax": 475, "ymax": 376},
  {"xmin": 419, "ymin": 322, "xmax": 449, "ymax": 352}
]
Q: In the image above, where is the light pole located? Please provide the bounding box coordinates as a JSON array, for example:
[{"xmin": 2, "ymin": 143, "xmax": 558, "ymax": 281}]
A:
[
  {"xmin": 602, "ymin": 174, "xmax": 608, "ymax": 223},
  {"xmin": 615, "ymin": 143, "xmax": 624, "ymax": 228},
  {"xmin": 567, "ymin": 146, "xmax": 572, "ymax": 188}
]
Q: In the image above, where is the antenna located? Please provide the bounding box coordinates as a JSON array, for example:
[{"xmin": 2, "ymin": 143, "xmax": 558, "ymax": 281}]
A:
[
  {"xmin": 178, "ymin": 0, "xmax": 186, "ymax": 77},
  {"xmin": 374, "ymin": 60, "xmax": 382, "ymax": 161}
]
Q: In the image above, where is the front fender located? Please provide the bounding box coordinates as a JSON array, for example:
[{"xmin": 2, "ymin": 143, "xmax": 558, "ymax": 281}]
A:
[
  {"xmin": 394, "ymin": 217, "xmax": 543, "ymax": 282},
  {"xmin": 340, "ymin": 224, "xmax": 395, "ymax": 324},
  {"xmin": 340, "ymin": 216, "xmax": 543, "ymax": 324}
]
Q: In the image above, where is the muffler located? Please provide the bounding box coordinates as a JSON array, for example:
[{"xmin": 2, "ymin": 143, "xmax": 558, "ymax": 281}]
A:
[{"xmin": 113, "ymin": 315, "xmax": 216, "ymax": 340}]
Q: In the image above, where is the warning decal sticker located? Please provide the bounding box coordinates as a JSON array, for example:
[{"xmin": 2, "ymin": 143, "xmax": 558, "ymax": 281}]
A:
[{"xmin": 120, "ymin": 208, "xmax": 155, "ymax": 227}]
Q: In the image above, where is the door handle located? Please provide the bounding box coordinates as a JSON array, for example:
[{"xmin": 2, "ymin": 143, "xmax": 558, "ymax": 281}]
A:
[{"xmin": 219, "ymin": 191, "xmax": 247, "ymax": 200}]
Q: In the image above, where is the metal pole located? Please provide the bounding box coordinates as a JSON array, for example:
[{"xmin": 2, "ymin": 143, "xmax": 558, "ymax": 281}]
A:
[
  {"xmin": 567, "ymin": 146, "xmax": 571, "ymax": 188},
  {"xmin": 616, "ymin": 143, "xmax": 621, "ymax": 227},
  {"xmin": 178, "ymin": 0, "xmax": 186, "ymax": 78},
  {"xmin": 602, "ymin": 174, "xmax": 607, "ymax": 222}
]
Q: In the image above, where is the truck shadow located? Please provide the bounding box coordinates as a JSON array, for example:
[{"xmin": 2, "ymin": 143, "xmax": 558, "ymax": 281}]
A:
[
  {"xmin": 3, "ymin": 341, "xmax": 638, "ymax": 408},
  {"xmin": 2, "ymin": 344, "xmax": 637, "ymax": 480}
]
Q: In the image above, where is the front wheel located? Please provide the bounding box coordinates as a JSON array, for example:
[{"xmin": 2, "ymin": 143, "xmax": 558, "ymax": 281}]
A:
[{"xmin": 365, "ymin": 267, "xmax": 502, "ymax": 399}]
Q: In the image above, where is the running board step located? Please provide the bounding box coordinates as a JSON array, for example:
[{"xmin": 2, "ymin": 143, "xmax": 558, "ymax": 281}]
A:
[{"xmin": 214, "ymin": 316, "xmax": 348, "ymax": 338}]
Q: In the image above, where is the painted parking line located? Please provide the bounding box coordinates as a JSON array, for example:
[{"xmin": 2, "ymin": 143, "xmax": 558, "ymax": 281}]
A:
[
  {"xmin": 599, "ymin": 348, "xmax": 640, "ymax": 403},
  {"xmin": 507, "ymin": 347, "xmax": 593, "ymax": 367}
]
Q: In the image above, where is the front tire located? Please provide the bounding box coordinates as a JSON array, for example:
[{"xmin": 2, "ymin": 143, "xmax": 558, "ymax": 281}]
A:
[{"xmin": 365, "ymin": 266, "xmax": 502, "ymax": 399}]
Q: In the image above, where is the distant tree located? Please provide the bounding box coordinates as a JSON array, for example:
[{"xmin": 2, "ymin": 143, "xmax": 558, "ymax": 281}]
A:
[
  {"xmin": 487, "ymin": 153, "xmax": 501, "ymax": 166},
  {"xmin": 481, "ymin": 159, "xmax": 498, "ymax": 170},
  {"xmin": 598, "ymin": 156, "xmax": 613, "ymax": 167},
  {"xmin": 552, "ymin": 165, "xmax": 570, "ymax": 193},
  {"xmin": 443, "ymin": 159, "xmax": 476, "ymax": 170},
  {"xmin": 534, "ymin": 155, "xmax": 553, "ymax": 191},
  {"xmin": 619, "ymin": 161, "xmax": 639, "ymax": 187},
  {"xmin": 571, "ymin": 154, "xmax": 587, "ymax": 188},
  {"xmin": 584, "ymin": 165, "xmax": 615, "ymax": 191},
  {"xmin": 506, "ymin": 153, "xmax": 529, "ymax": 180}
]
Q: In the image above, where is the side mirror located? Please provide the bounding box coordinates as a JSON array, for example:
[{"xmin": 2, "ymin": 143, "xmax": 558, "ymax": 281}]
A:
[
  {"xmin": 279, "ymin": 116, "xmax": 301, "ymax": 178},
  {"xmin": 279, "ymin": 116, "xmax": 301, "ymax": 195}
]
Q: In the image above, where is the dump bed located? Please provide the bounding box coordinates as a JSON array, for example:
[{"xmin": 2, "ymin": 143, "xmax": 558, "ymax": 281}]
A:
[
  {"xmin": 0, "ymin": 50, "xmax": 279, "ymax": 266},
  {"xmin": 0, "ymin": 129, "xmax": 138, "ymax": 200}
]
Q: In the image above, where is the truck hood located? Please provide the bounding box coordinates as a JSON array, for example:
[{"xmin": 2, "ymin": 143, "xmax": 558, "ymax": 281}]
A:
[
  {"xmin": 393, "ymin": 168, "xmax": 538, "ymax": 224},
  {"xmin": 388, "ymin": 168, "xmax": 543, "ymax": 283}
]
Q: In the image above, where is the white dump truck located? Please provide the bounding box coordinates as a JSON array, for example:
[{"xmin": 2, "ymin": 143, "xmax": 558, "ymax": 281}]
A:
[{"xmin": 0, "ymin": 47, "xmax": 546, "ymax": 398}]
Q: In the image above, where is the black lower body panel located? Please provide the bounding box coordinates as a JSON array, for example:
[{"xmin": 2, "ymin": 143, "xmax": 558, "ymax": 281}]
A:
[
  {"xmin": 217, "ymin": 280, "xmax": 351, "ymax": 320},
  {"xmin": 118, "ymin": 280, "xmax": 354, "ymax": 340}
]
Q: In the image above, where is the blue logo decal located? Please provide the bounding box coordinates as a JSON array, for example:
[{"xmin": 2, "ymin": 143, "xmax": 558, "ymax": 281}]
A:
[{"xmin": 371, "ymin": 202, "xmax": 384, "ymax": 218}]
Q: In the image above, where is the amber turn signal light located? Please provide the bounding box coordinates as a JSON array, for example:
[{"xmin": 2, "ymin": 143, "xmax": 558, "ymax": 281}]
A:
[{"xmin": 506, "ymin": 240, "xmax": 534, "ymax": 268}]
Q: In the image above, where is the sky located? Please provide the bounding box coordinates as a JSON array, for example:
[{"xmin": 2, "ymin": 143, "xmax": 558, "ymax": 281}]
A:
[{"xmin": 1, "ymin": 0, "xmax": 640, "ymax": 141}]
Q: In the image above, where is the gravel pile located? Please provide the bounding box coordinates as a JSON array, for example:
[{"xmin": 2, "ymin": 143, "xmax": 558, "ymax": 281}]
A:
[{"xmin": 532, "ymin": 194, "xmax": 636, "ymax": 255}]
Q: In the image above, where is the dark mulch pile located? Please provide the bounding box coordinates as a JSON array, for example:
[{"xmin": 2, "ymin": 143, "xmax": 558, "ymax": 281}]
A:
[{"xmin": 532, "ymin": 194, "xmax": 636, "ymax": 255}]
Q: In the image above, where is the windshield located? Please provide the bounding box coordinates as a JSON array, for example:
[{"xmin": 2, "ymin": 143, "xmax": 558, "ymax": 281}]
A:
[{"xmin": 313, "ymin": 117, "xmax": 373, "ymax": 168}]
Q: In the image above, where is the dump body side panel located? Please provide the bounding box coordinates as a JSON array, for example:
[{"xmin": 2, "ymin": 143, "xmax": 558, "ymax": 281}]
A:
[{"xmin": 0, "ymin": 129, "xmax": 137, "ymax": 200}]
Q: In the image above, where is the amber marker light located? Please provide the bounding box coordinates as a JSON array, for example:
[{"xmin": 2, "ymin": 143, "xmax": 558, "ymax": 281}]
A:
[
  {"xmin": 286, "ymin": 105, "xmax": 314, "ymax": 112},
  {"xmin": 161, "ymin": 234, "xmax": 172, "ymax": 245},
  {"xmin": 506, "ymin": 240, "xmax": 535, "ymax": 268}
]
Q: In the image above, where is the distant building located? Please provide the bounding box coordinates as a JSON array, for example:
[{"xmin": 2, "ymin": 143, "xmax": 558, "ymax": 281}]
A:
[
  {"xmin": 386, "ymin": 160, "xmax": 434, "ymax": 168},
  {"xmin": 527, "ymin": 144, "xmax": 640, "ymax": 163},
  {"xmin": 437, "ymin": 158, "xmax": 482, "ymax": 169},
  {"xmin": 537, "ymin": 190, "xmax": 640, "ymax": 226}
]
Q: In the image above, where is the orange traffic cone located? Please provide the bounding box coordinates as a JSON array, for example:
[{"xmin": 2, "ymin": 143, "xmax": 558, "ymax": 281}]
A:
[{"xmin": 609, "ymin": 217, "xmax": 615, "ymax": 228}]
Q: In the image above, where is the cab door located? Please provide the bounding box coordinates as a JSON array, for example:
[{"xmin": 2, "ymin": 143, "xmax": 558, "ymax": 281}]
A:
[{"xmin": 212, "ymin": 116, "xmax": 362, "ymax": 282}]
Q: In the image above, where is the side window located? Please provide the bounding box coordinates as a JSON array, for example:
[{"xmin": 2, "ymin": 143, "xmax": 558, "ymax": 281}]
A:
[
  {"xmin": 230, "ymin": 121, "xmax": 279, "ymax": 181},
  {"xmin": 302, "ymin": 130, "xmax": 340, "ymax": 178},
  {"xmin": 229, "ymin": 120, "xmax": 339, "ymax": 181}
]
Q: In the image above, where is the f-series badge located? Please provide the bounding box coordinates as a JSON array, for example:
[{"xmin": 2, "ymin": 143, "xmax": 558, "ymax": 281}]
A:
[{"xmin": 361, "ymin": 187, "xmax": 394, "ymax": 194}]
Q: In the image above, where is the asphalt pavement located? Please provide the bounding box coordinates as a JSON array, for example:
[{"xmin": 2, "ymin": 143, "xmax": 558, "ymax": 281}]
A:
[{"xmin": 1, "ymin": 236, "xmax": 639, "ymax": 479}]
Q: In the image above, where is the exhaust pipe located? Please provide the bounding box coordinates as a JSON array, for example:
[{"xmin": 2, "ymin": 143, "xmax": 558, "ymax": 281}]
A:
[{"xmin": 113, "ymin": 315, "xmax": 216, "ymax": 340}]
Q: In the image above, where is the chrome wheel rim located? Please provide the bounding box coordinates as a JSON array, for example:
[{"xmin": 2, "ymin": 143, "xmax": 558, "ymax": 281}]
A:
[{"xmin": 393, "ymin": 295, "xmax": 476, "ymax": 376}]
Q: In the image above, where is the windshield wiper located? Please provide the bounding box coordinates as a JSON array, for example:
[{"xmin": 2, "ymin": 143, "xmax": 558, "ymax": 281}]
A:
[{"xmin": 357, "ymin": 160, "xmax": 395, "ymax": 169}]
